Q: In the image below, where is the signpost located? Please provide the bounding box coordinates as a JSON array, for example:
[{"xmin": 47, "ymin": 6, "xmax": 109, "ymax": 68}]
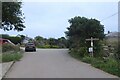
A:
[{"xmin": 86, "ymin": 37, "xmax": 99, "ymax": 57}]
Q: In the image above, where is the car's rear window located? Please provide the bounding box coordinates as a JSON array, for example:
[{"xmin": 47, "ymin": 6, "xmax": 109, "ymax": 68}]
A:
[{"xmin": 27, "ymin": 43, "xmax": 34, "ymax": 45}]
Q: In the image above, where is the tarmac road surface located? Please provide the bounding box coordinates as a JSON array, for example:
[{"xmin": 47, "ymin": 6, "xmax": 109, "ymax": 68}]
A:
[{"xmin": 4, "ymin": 49, "xmax": 118, "ymax": 78}]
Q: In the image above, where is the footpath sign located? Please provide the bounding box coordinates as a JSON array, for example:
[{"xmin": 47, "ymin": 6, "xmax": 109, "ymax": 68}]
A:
[
  {"xmin": 86, "ymin": 37, "xmax": 99, "ymax": 57},
  {"xmin": 89, "ymin": 47, "xmax": 93, "ymax": 53}
]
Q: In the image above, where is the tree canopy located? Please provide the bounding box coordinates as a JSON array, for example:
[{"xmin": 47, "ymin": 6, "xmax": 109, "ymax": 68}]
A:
[
  {"xmin": 34, "ymin": 36, "xmax": 68, "ymax": 48},
  {"xmin": 65, "ymin": 16, "xmax": 105, "ymax": 57},
  {"xmin": 1, "ymin": 1, "xmax": 25, "ymax": 31},
  {"xmin": 35, "ymin": 36, "xmax": 44, "ymax": 42},
  {"xmin": 66, "ymin": 16, "xmax": 104, "ymax": 40}
]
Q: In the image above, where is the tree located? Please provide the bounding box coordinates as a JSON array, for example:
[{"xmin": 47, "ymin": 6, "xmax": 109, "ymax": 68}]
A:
[
  {"xmin": 58, "ymin": 37, "xmax": 68, "ymax": 48},
  {"xmin": 65, "ymin": 16, "xmax": 105, "ymax": 57},
  {"xmin": 34, "ymin": 36, "xmax": 44, "ymax": 42},
  {"xmin": 19, "ymin": 35, "xmax": 25, "ymax": 41},
  {"xmin": 48, "ymin": 38, "xmax": 57, "ymax": 47},
  {"xmin": 34, "ymin": 36, "xmax": 45, "ymax": 46},
  {"xmin": 1, "ymin": 1, "xmax": 25, "ymax": 31}
]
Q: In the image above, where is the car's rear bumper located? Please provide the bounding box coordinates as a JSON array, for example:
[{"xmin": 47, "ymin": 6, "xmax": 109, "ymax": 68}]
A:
[{"xmin": 25, "ymin": 47, "xmax": 36, "ymax": 51}]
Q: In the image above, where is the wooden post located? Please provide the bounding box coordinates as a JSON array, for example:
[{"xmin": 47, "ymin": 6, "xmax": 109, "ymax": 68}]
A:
[{"xmin": 86, "ymin": 37, "xmax": 99, "ymax": 57}]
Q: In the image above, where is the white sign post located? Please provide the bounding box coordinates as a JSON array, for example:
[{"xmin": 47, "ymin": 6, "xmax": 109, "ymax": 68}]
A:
[{"xmin": 86, "ymin": 37, "xmax": 99, "ymax": 57}]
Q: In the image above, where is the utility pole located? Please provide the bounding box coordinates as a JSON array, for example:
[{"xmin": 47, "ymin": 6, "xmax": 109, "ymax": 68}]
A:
[{"xmin": 86, "ymin": 37, "xmax": 99, "ymax": 57}]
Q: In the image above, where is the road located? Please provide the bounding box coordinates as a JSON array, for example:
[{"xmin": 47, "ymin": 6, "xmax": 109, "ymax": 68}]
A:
[{"xmin": 4, "ymin": 49, "xmax": 118, "ymax": 78}]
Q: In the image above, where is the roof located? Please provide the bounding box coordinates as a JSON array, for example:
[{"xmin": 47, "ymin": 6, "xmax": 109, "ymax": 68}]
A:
[
  {"xmin": 24, "ymin": 36, "xmax": 33, "ymax": 40},
  {"xmin": 106, "ymin": 32, "xmax": 120, "ymax": 38}
]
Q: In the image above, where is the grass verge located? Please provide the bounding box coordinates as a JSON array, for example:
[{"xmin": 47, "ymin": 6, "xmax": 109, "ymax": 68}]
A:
[
  {"xmin": 0, "ymin": 51, "xmax": 23, "ymax": 63},
  {"xmin": 69, "ymin": 51, "xmax": 120, "ymax": 77}
]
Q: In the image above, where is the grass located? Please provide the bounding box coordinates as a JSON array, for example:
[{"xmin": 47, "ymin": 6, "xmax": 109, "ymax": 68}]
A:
[
  {"xmin": 69, "ymin": 51, "xmax": 120, "ymax": 77},
  {"xmin": 0, "ymin": 51, "xmax": 23, "ymax": 63},
  {"xmin": 2, "ymin": 43, "xmax": 20, "ymax": 52},
  {"xmin": 92, "ymin": 58, "xmax": 119, "ymax": 77},
  {"xmin": 0, "ymin": 43, "xmax": 24, "ymax": 63}
]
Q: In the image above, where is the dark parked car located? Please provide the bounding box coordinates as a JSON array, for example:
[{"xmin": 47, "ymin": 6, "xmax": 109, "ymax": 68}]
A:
[{"xmin": 25, "ymin": 42, "xmax": 36, "ymax": 52}]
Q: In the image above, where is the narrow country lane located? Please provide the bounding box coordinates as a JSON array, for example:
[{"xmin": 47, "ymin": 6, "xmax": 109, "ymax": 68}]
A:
[{"xmin": 4, "ymin": 49, "xmax": 118, "ymax": 78}]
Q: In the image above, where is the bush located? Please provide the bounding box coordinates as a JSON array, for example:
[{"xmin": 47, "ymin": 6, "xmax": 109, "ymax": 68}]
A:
[
  {"xmin": 69, "ymin": 48, "xmax": 85, "ymax": 60},
  {"xmin": 0, "ymin": 43, "xmax": 23, "ymax": 63},
  {"xmin": 50, "ymin": 45, "xmax": 59, "ymax": 48},
  {"xmin": 81, "ymin": 56, "xmax": 102, "ymax": 64},
  {"xmin": 114, "ymin": 42, "xmax": 120, "ymax": 61},
  {"xmin": 37, "ymin": 45, "xmax": 51, "ymax": 48},
  {"xmin": 93, "ymin": 41, "xmax": 104, "ymax": 57},
  {"xmin": 69, "ymin": 47, "xmax": 88, "ymax": 58},
  {"xmin": 82, "ymin": 56, "xmax": 93, "ymax": 63},
  {"xmin": 2, "ymin": 43, "xmax": 20, "ymax": 52},
  {"xmin": 37, "ymin": 45, "xmax": 60, "ymax": 48},
  {"xmin": 2, "ymin": 52, "xmax": 23, "ymax": 62},
  {"xmin": 78, "ymin": 47, "xmax": 88, "ymax": 57}
]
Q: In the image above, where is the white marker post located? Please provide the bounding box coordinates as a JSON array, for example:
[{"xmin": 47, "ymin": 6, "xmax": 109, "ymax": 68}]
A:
[{"xmin": 86, "ymin": 37, "xmax": 99, "ymax": 57}]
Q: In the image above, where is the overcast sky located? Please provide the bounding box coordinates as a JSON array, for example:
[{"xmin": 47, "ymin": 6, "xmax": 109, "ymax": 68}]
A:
[{"xmin": 1, "ymin": 2, "xmax": 118, "ymax": 39}]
